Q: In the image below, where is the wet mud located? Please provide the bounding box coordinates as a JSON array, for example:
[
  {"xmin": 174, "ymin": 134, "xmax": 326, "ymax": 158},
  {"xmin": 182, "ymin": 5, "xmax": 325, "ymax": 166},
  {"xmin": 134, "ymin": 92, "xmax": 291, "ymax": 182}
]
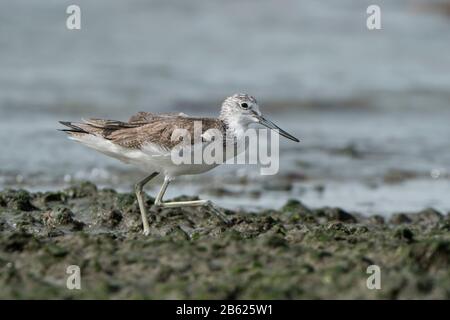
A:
[{"xmin": 0, "ymin": 182, "xmax": 449, "ymax": 299}]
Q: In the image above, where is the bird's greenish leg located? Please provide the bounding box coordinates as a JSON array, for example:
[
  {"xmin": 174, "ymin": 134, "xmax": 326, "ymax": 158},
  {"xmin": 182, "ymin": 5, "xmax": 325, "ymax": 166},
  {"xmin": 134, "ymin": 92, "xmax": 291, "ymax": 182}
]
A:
[
  {"xmin": 135, "ymin": 172, "xmax": 159, "ymax": 236},
  {"xmin": 154, "ymin": 176, "xmax": 231, "ymax": 224}
]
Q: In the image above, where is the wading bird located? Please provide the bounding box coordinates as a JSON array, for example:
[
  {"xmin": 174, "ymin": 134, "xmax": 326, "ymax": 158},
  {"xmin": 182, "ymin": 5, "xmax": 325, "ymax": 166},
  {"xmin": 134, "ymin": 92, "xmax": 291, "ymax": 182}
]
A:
[{"xmin": 60, "ymin": 94, "xmax": 299, "ymax": 235}]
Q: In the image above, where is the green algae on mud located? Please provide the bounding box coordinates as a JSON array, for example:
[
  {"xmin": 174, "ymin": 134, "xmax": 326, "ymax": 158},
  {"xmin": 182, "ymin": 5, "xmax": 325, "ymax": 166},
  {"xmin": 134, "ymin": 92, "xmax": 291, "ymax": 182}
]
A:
[{"xmin": 0, "ymin": 183, "xmax": 449, "ymax": 299}]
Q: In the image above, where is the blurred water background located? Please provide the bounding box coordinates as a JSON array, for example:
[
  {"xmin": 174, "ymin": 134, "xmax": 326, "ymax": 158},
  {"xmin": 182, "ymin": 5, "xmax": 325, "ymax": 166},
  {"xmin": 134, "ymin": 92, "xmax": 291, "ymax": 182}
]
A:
[{"xmin": 1, "ymin": 0, "xmax": 450, "ymax": 215}]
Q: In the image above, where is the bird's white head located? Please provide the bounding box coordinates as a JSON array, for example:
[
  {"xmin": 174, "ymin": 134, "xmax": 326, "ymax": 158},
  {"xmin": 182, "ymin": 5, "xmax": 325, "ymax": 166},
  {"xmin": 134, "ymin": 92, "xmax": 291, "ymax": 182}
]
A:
[
  {"xmin": 220, "ymin": 93, "xmax": 261, "ymax": 127},
  {"xmin": 219, "ymin": 93, "xmax": 299, "ymax": 142}
]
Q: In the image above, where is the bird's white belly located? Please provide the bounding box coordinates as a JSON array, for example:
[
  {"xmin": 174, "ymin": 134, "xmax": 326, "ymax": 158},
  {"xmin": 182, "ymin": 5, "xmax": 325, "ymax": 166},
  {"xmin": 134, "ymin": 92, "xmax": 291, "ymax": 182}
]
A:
[
  {"xmin": 141, "ymin": 142, "xmax": 223, "ymax": 177},
  {"xmin": 129, "ymin": 150, "xmax": 221, "ymax": 177},
  {"xmin": 71, "ymin": 134, "xmax": 224, "ymax": 177}
]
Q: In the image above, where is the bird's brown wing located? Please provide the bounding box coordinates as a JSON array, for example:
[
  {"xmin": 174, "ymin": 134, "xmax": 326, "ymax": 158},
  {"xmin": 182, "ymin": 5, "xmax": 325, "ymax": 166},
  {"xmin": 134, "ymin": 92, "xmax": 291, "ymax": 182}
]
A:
[
  {"xmin": 127, "ymin": 112, "xmax": 156, "ymax": 124},
  {"xmin": 107, "ymin": 117, "xmax": 226, "ymax": 150},
  {"xmin": 128, "ymin": 111, "xmax": 189, "ymax": 124},
  {"xmin": 60, "ymin": 116, "xmax": 226, "ymax": 150}
]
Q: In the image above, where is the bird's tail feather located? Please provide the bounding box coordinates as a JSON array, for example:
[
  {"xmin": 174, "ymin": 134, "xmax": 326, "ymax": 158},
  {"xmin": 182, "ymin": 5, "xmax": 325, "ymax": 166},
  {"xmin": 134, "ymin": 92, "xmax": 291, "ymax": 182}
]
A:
[{"xmin": 58, "ymin": 121, "xmax": 89, "ymax": 134}]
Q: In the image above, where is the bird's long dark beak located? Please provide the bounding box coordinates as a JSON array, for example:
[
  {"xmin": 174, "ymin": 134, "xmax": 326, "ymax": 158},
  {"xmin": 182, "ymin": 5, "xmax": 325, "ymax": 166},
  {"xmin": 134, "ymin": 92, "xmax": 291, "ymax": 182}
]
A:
[{"xmin": 256, "ymin": 115, "xmax": 300, "ymax": 142}]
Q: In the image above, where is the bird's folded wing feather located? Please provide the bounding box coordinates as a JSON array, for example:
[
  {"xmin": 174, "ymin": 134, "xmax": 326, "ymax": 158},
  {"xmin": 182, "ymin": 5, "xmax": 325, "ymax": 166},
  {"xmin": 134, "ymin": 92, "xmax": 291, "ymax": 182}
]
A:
[
  {"xmin": 108, "ymin": 117, "xmax": 225, "ymax": 150},
  {"xmin": 75, "ymin": 116, "xmax": 224, "ymax": 151},
  {"xmin": 128, "ymin": 111, "xmax": 188, "ymax": 124}
]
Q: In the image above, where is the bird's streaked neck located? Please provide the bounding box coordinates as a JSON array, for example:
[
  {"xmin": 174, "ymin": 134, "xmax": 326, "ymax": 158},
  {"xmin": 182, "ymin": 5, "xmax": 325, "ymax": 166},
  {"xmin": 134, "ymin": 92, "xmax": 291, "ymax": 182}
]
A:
[{"xmin": 220, "ymin": 113, "xmax": 253, "ymax": 140}]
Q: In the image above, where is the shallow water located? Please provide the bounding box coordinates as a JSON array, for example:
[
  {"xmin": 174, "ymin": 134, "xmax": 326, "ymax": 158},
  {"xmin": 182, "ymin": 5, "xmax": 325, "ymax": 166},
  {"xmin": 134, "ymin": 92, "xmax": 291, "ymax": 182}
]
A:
[{"xmin": 1, "ymin": 0, "xmax": 450, "ymax": 215}]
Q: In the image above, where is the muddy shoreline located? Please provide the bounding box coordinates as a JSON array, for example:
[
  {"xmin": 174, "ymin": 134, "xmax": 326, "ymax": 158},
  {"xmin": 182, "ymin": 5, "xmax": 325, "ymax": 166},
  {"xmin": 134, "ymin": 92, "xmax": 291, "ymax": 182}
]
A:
[{"xmin": 0, "ymin": 182, "xmax": 449, "ymax": 299}]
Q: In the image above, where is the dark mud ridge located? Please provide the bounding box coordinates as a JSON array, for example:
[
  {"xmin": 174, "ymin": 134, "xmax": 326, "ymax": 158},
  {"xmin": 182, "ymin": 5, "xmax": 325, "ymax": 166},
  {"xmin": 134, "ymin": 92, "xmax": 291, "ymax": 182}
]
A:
[{"xmin": 0, "ymin": 182, "xmax": 449, "ymax": 299}]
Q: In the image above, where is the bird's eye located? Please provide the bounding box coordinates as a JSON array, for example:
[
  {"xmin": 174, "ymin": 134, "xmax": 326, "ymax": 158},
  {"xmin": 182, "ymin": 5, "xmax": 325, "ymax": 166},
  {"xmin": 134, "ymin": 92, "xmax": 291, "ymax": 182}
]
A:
[{"xmin": 241, "ymin": 103, "xmax": 249, "ymax": 109}]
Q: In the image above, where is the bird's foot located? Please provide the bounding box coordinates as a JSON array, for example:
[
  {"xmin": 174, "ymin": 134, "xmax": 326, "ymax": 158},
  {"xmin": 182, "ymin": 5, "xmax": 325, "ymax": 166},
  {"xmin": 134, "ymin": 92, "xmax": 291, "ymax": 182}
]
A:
[{"xmin": 205, "ymin": 201, "xmax": 232, "ymax": 225}]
